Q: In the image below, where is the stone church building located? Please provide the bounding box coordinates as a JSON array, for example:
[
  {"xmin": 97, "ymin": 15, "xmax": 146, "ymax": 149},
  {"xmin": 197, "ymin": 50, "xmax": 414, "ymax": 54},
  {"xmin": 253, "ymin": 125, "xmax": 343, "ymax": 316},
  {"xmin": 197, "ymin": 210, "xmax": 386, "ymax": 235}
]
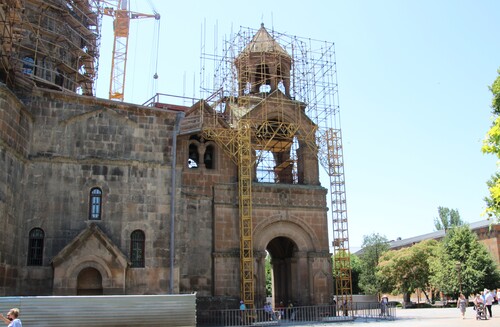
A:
[{"xmin": 0, "ymin": 6, "xmax": 334, "ymax": 308}]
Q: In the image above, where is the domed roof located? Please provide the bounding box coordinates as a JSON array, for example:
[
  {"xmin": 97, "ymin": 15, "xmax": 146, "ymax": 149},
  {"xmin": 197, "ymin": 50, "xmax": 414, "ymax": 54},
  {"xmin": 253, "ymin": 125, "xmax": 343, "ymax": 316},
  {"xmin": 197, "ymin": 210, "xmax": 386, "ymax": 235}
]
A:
[{"xmin": 238, "ymin": 23, "xmax": 291, "ymax": 58}]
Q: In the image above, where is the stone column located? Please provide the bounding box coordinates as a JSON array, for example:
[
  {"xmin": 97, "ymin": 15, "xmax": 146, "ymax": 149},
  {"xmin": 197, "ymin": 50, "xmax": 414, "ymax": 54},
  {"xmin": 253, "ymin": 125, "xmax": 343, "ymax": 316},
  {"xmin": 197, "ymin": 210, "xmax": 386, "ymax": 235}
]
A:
[
  {"xmin": 254, "ymin": 250, "xmax": 267, "ymax": 305},
  {"xmin": 292, "ymin": 251, "xmax": 309, "ymax": 305}
]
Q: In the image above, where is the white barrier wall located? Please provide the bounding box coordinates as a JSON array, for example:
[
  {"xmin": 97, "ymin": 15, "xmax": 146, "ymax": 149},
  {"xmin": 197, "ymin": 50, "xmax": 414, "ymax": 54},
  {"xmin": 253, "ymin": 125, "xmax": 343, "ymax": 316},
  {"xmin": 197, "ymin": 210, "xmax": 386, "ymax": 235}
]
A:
[{"xmin": 0, "ymin": 294, "xmax": 196, "ymax": 327}]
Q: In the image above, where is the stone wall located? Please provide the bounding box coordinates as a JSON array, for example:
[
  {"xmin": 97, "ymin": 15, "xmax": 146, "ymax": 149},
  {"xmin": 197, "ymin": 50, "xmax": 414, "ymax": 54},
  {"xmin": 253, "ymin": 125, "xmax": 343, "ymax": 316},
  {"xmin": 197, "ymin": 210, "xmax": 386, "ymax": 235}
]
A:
[
  {"xmin": 0, "ymin": 86, "xmax": 334, "ymax": 305},
  {"xmin": 0, "ymin": 85, "xmax": 32, "ymax": 295},
  {"xmin": 3, "ymin": 88, "xmax": 182, "ymax": 295}
]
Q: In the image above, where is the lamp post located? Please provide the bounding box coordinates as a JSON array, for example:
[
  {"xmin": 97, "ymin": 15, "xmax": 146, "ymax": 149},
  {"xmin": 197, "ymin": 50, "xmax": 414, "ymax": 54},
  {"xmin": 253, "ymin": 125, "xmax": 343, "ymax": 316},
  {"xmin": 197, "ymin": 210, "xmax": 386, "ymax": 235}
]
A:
[{"xmin": 455, "ymin": 262, "xmax": 462, "ymax": 294}]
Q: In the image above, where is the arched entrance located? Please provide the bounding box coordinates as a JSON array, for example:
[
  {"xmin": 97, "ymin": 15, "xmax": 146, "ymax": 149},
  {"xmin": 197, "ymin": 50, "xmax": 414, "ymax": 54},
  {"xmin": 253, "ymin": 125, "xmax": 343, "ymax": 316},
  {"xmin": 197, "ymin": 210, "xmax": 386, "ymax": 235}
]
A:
[
  {"xmin": 266, "ymin": 236, "xmax": 297, "ymax": 305},
  {"xmin": 77, "ymin": 267, "xmax": 103, "ymax": 295}
]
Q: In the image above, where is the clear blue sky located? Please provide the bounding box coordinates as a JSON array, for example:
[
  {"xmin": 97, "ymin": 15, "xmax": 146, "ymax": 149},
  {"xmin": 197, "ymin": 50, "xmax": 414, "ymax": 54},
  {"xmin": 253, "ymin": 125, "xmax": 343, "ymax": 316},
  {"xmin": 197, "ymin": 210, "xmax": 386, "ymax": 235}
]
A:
[{"xmin": 95, "ymin": 1, "xmax": 500, "ymax": 252}]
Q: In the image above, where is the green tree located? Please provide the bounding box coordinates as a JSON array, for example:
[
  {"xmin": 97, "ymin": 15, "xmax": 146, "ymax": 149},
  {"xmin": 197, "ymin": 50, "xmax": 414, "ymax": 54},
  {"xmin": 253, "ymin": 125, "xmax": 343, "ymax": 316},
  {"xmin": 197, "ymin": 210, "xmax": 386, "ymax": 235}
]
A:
[
  {"xmin": 482, "ymin": 69, "xmax": 500, "ymax": 218},
  {"xmin": 333, "ymin": 252, "xmax": 362, "ymax": 295},
  {"xmin": 429, "ymin": 225, "xmax": 500, "ymax": 297},
  {"xmin": 265, "ymin": 253, "xmax": 272, "ymax": 297},
  {"xmin": 358, "ymin": 233, "xmax": 389, "ymax": 295},
  {"xmin": 350, "ymin": 254, "xmax": 362, "ymax": 295},
  {"xmin": 434, "ymin": 206, "xmax": 463, "ymax": 231},
  {"xmin": 376, "ymin": 240, "xmax": 438, "ymax": 304}
]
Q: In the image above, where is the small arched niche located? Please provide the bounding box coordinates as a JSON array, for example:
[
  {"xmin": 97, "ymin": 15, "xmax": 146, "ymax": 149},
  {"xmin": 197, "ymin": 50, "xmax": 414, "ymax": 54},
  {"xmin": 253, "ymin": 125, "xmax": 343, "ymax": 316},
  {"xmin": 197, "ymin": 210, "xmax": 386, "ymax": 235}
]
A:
[{"xmin": 77, "ymin": 267, "xmax": 103, "ymax": 295}]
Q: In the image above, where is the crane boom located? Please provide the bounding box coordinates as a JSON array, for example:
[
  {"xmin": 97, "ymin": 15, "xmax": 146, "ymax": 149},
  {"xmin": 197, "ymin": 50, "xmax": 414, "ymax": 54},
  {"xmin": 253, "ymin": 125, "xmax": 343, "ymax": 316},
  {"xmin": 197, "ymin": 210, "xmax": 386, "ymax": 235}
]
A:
[{"xmin": 103, "ymin": 0, "xmax": 159, "ymax": 101}]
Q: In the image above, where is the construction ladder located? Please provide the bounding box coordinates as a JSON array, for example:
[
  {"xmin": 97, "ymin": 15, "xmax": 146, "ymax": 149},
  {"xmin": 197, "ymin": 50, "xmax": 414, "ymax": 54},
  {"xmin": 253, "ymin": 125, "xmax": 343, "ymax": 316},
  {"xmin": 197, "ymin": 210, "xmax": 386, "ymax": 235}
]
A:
[{"xmin": 326, "ymin": 128, "xmax": 353, "ymax": 308}]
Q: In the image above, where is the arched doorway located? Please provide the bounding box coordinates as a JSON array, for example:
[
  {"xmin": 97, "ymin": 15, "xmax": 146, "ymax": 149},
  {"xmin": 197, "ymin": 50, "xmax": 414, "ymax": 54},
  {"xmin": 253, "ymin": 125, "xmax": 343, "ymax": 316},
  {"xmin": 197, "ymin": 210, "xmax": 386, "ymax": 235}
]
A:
[
  {"xmin": 77, "ymin": 267, "xmax": 103, "ymax": 295},
  {"xmin": 266, "ymin": 236, "xmax": 297, "ymax": 306}
]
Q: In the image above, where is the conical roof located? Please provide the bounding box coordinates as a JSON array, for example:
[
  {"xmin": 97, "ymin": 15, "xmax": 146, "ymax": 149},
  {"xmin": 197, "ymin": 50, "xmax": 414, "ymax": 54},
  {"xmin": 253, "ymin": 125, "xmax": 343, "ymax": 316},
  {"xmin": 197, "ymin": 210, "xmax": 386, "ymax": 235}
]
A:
[{"xmin": 239, "ymin": 23, "xmax": 291, "ymax": 58}]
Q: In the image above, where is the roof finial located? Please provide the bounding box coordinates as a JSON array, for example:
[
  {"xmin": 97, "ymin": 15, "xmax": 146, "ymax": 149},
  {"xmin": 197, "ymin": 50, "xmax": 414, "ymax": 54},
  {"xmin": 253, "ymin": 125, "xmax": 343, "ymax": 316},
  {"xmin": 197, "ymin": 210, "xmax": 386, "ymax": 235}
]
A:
[{"xmin": 261, "ymin": 22, "xmax": 264, "ymax": 28}]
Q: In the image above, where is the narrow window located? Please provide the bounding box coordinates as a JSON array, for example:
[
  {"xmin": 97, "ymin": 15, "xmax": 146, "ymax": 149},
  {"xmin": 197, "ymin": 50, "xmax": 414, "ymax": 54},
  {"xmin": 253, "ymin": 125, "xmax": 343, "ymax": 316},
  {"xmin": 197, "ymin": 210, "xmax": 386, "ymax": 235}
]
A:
[
  {"xmin": 27, "ymin": 228, "xmax": 44, "ymax": 266},
  {"xmin": 188, "ymin": 143, "xmax": 199, "ymax": 168},
  {"xmin": 130, "ymin": 230, "xmax": 145, "ymax": 268},
  {"xmin": 256, "ymin": 64, "xmax": 271, "ymax": 93},
  {"xmin": 256, "ymin": 150, "xmax": 276, "ymax": 183},
  {"xmin": 204, "ymin": 145, "xmax": 214, "ymax": 169},
  {"xmin": 55, "ymin": 69, "xmax": 64, "ymax": 87},
  {"xmin": 89, "ymin": 187, "xmax": 102, "ymax": 220},
  {"xmin": 22, "ymin": 56, "xmax": 34, "ymax": 75}
]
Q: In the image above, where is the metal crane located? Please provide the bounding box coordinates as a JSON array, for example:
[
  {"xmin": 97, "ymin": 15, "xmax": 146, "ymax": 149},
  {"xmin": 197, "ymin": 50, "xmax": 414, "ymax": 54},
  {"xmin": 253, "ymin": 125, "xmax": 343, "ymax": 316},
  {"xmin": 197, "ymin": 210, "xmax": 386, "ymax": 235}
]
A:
[{"xmin": 103, "ymin": 0, "xmax": 160, "ymax": 101}]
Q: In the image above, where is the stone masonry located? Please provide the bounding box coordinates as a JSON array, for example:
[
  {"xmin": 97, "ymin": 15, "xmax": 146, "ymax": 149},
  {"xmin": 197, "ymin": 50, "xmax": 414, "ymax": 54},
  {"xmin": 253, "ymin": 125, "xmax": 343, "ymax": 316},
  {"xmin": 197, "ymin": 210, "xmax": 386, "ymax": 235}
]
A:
[{"xmin": 0, "ymin": 21, "xmax": 334, "ymax": 309}]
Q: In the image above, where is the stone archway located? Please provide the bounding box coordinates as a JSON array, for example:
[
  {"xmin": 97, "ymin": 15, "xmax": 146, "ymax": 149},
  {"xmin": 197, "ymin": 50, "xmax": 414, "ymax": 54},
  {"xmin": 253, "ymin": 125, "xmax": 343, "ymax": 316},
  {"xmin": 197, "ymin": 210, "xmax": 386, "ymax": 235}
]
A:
[
  {"xmin": 254, "ymin": 217, "xmax": 330, "ymax": 306},
  {"xmin": 51, "ymin": 224, "xmax": 130, "ymax": 295},
  {"xmin": 266, "ymin": 236, "xmax": 297, "ymax": 306},
  {"xmin": 77, "ymin": 267, "xmax": 103, "ymax": 295}
]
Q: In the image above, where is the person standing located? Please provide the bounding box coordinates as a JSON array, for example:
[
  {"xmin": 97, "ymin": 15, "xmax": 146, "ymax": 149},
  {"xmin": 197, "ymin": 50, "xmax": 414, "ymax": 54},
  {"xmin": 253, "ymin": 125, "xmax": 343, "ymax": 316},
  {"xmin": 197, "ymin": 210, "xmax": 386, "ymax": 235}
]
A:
[
  {"xmin": 380, "ymin": 295, "xmax": 389, "ymax": 316},
  {"xmin": 457, "ymin": 293, "xmax": 467, "ymax": 319},
  {"xmin": 239, "ymin": 300, "xmax": 247, "ymax": 325},
  {"xmin": 0, "ymin": 308, "xmax": 22, "ymax": 327},
  {"xmin": 342, "ymin": 299, "xmax": 348, "ymax": 316},
  {"xmin": 484, "ymin": 289, "xmax": 494, "ymax": 318},
  {"xmin": 263, "ymin": 302, "xmax": 275, "ymax": 321},
  {"xmin": 276, "ymin": 301, "xmax": 285, "ymax": 319},
  {"xmin": 287, "ymin": 301, "xmax": 295, "ymax": 320}
]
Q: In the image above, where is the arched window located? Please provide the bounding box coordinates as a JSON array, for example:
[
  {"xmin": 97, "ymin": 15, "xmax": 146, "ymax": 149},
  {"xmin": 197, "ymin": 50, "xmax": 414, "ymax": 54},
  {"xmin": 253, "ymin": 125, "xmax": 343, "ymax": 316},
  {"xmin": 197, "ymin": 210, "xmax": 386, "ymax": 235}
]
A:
[
  {"xmin": 256, "ymin": 64, "xmax": 271, "ymax": 93},
  {"xmin": 256, "ymin": 150, "xmax": 276, "ymax": 183},
  {"xmin": 239, "ymin": 71, "xmax": 251, "ymax": 96},
  {"xmin": 188, "ymin": 143, "xmax": 199, "ymax": 169},
  {"xmin": 204, "ymin": 145, "xmax": 215, "ymax": 169},
  {"xmin": 277, "ymin": 64, "xmax": 286, "ymax": 94},
  {"xmin": 27, "ymin": 228, "xmax": 44, "ymax": 266},
  {"xmin": 130, "ymin": 230, "xmax": 145, "ymax": 268},
  {"xmin": 89, "ymin": 187, "xmax": 102, "ymax": 220}
]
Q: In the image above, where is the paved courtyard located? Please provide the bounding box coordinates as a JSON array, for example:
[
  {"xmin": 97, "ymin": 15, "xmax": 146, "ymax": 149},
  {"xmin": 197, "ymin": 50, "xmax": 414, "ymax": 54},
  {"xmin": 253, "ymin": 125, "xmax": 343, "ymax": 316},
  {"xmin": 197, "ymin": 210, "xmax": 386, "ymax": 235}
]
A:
[{"xmin": 294, "ymin": 306, "xmax": 499, "ymax": 326}]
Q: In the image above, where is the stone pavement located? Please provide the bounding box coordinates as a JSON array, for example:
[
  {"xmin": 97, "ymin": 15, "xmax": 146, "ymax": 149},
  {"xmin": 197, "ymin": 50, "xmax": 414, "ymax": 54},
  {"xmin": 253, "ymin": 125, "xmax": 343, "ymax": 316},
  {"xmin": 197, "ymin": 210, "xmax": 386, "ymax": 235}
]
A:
[{"xmin": 293, "ymin": 306, "xmax": 499, "ymax": 326}]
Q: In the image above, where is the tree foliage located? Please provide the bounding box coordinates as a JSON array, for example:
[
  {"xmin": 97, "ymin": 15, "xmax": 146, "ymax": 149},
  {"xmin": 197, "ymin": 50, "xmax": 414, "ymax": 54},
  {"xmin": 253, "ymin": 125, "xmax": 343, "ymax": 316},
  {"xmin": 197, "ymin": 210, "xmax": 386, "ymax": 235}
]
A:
[
  {"xmin": 350, "ymin": 254, "xmax": 362, "ymax": 295},
  {"xmin": 482, "ymin": 69, "xmax": 500, "ymax": 218},
  {"xmin": 484, "ymin": 173, "xmax": 500, "ymax": 218},
  {"xmin": 358, "ymin": 233, "xmax": 389, "ymax": 295},
  {"xmin": 376, "ymin": 240, "xmax": 438, "ymax": 297},
  {"xmin": 265, "ymin": 254, "xmax": 272, "ymax": 297},
  {"xmin": 429, "ymin": 225, "xmax": 500, "ymax": 297},
  {"xmin": 490, "ymin": 68, "xmax": 500, "ymax": 115},
  {"xmin": 334, "ymin": 252, "xmax": 362, "ymax": 294},
  {"xmin": 434, "ymin": 207, "xmax": 463, "ymax": 231}
]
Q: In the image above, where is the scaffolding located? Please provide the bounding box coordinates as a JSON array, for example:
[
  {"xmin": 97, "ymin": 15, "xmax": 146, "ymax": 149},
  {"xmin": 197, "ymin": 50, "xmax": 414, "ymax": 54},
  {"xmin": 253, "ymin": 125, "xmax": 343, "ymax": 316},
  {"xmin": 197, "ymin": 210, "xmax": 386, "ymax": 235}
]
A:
[
  {"xmin": 199, "ymin": 24, "xmax": 352, "ymax": 307},
  {"xmin": 0, "ymin": 0, "xmax": 103, "ymax": 95}
]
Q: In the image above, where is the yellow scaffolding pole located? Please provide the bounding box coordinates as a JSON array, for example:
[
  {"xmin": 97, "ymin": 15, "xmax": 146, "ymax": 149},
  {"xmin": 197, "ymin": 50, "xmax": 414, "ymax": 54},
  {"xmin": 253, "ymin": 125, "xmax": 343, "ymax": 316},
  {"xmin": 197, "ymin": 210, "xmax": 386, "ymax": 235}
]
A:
[
  {"xmin": 202, "ymin": 120, "xmax": 255, "ymax": 308},
  {"xmin": 238, "ymin": 120, "xmax": 254, "ymax": 307}
]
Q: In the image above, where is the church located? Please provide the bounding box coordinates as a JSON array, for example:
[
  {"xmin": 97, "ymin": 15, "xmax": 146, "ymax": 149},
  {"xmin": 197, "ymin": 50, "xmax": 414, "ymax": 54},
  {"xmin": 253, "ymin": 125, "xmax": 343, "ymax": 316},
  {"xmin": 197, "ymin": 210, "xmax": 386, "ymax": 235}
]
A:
[{"xmin": 0, "ymin": 1, "xmax": 336, "ymax": 308}]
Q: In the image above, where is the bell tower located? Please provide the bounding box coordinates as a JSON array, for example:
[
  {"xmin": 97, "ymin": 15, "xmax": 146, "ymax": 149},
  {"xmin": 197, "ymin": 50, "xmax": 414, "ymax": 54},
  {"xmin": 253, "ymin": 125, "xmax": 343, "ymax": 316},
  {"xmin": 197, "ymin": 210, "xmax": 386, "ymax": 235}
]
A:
[
  {"xmin": 234, "ymin": 23, "xmax": 292, "ymax": 97},
  {"xmin": 194, "ymin": 23, "xmax": 341, "ymax": 308}
]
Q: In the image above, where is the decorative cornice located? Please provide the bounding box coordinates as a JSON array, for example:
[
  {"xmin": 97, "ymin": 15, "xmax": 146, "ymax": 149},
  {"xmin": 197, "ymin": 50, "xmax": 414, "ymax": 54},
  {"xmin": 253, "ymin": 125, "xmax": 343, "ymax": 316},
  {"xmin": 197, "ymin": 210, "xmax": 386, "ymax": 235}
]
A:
[{"xmin": 212, "ymin": 251, "xmax": 239, "ymax": 258}]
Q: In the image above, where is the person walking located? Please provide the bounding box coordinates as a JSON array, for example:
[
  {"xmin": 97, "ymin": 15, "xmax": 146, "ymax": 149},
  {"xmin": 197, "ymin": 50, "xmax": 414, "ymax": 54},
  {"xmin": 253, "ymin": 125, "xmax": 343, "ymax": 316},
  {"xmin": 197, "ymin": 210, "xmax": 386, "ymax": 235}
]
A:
[
  {"xmin": 0, "ymin": 308, "xmax": 22, "ymax": 327},
  {"xmin": 484, "ymin": 289, "xmax": 494, "ymax": 318},
  {"xmin": 457, "ymin": 293, "xmax": 467, "ymax": 319}
]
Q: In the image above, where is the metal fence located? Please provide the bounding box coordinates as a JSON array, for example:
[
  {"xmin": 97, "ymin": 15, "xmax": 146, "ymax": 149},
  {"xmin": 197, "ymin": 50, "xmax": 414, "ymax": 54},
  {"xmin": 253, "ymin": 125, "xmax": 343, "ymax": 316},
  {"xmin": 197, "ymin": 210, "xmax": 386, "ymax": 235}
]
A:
[{"xmin": 197, "ymin": 302, "xmax": 396, "ymax": 326}]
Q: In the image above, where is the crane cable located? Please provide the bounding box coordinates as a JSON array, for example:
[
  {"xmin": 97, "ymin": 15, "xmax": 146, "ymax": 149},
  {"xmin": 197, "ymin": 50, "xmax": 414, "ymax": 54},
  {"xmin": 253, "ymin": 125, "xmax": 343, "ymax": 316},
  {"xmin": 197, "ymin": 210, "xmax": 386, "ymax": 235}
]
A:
[
  {"xmin": 146, "ymin": 0, "xmax": 160, "ymax": 95},
  {"xmin": 128, "ymin": 0, "xmax": 160, "ymax": 100},
  {"xmin": 151, "ymin": 13, "xmax": 160, "ymax": 95}
]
